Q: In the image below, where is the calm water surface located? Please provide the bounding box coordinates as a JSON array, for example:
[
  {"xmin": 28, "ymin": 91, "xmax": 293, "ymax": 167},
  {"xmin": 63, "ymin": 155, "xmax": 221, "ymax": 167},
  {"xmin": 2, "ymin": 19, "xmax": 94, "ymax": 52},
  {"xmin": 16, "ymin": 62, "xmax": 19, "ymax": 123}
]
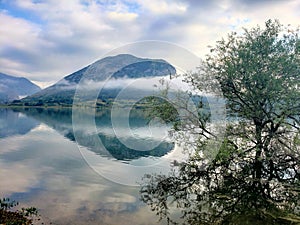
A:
[{"xmin": 0, "ymin": 107, "xmax": 183, "ymax": 225}]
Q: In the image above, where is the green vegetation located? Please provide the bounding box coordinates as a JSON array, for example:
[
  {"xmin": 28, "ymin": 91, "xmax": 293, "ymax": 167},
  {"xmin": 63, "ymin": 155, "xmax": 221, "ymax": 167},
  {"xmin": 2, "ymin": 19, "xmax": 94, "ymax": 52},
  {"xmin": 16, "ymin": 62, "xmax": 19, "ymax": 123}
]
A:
[
  {"xmin": 7, "ymin": 55, "xmax": 176, "ymax": 107},
  {"xmin": 0, "ymin": 198, "xmax": 39, "ymax": 225},
  {"xmin": 140, "ymin": 20, "xmax": 300, "ymax": 224}
]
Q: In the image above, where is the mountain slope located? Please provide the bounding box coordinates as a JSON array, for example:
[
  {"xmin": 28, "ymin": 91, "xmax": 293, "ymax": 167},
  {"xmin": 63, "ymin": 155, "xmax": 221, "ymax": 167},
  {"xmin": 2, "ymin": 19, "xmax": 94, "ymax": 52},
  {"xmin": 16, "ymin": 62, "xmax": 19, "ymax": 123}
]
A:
[
  {"xmin": 18, "ymin": 54, "xmax": 176, "ymax": 106},
  {"xmin": 0, "ymin": 73, "xmax": 41, "ymax": 103}
]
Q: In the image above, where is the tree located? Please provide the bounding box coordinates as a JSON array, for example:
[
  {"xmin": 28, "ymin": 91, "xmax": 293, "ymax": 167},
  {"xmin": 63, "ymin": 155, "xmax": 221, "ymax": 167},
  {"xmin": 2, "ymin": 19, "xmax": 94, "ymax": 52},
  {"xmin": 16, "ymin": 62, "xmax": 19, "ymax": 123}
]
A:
[
  {"xmin": 0, "ymin": 198, "xmax": 39, "ymax": 225},
  {"xmin": 140, "ymin": 20, "xmax": 300, "ymax": 224}
]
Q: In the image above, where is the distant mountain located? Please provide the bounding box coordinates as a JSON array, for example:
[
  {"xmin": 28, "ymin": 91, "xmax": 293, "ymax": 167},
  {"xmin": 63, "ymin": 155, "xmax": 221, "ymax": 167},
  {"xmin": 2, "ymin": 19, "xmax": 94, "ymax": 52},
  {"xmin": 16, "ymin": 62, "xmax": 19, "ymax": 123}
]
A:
[
  {"xmin": 0, "ymin": 73, "xmax": 41, "ymax": 103},
  {"xmin": 17, "ymin": 54, "xmax": 176, "ymax": 106}
]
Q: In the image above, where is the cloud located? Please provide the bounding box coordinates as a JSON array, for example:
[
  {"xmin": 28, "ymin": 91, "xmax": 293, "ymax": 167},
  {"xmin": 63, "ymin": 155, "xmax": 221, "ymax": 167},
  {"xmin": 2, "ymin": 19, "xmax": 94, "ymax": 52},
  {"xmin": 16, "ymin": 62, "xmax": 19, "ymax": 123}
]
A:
[
  {"xmin": 0, "ymin": 0, "xmax": 141, "ymax": 85},
  {"xmin": 0, "ymin": 12, "xmax": 48, "ymax": 70},
  {"xmin": 135, "ymin": 0, "xmax": 188, "ymax": 15},
  {"xmin": 0, "ymin": 0, "xmax": 299, "ymax": 87},
  {"xmin": 0, "ymin": 164, "xmax": 40, "ymax": 195},
  {"xmin": 108, "ymin": 11, "xmax": 138, "ymax": 21},
  {"xmin": 78, "ymin": 76, "xmax": 164, "ymax": 90}
]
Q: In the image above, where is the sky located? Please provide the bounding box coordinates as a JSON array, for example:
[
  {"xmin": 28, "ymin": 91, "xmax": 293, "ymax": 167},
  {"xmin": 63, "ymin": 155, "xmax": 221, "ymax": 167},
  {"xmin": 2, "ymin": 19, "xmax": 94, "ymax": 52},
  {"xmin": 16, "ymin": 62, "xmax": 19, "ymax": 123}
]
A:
[{"xmin": 0, "ymin": 0, "xmax": 299, "ymax": 88}]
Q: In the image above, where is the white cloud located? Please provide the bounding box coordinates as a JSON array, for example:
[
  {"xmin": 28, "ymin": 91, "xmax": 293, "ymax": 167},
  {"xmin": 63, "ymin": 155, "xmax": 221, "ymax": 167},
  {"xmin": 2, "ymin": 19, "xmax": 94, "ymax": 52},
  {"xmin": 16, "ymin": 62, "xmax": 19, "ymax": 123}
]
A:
[
  {"xmin": 108, "ymin": 11, "xmax": 138, "ymax": 21},
  {"xmin": 0, "ymin": 164, "xmax": 39, "ymax": 195},
  {"xmin": 136, "ymin": 0, "xmax": 188, "ymax": 15},
  {"xmin": 0, "ymin": 0, "xmax": 299, "ymax": 86}
]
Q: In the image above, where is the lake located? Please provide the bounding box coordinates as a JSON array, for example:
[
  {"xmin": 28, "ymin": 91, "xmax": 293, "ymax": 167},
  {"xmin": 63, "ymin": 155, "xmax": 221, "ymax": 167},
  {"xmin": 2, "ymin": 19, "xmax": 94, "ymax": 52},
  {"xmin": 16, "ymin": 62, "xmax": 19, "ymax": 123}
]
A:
[{"xmin": 0, "ymin": 107, "xmax": 184, "ymax": 225}]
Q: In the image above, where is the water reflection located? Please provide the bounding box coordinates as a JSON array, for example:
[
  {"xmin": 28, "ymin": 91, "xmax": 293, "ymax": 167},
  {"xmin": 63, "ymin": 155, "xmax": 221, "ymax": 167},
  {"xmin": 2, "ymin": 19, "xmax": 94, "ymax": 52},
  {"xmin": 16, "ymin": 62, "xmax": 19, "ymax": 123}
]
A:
[
  {"xmin": 0, "ymin": 107, "xmax": 172, "ymax": 224},
  {"xmin": 11, "ymin": 107, "xmax": 174, "ymax": 162},
  {"xmin": 0, "ymin": 108, "xmax": 40, "ymax": 138}
]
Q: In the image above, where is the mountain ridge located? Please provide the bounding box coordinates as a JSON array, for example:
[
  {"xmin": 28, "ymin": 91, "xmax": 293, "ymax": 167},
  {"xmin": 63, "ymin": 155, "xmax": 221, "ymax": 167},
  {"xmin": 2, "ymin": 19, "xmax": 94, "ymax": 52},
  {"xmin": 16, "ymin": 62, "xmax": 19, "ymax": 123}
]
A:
[
  {"xmin": 14, "ymin": 54, "xmax": 176, "ymax": 106},
  {"xmin": 0, "ymin": 72, "xmax": 41, "ymax": 103}
]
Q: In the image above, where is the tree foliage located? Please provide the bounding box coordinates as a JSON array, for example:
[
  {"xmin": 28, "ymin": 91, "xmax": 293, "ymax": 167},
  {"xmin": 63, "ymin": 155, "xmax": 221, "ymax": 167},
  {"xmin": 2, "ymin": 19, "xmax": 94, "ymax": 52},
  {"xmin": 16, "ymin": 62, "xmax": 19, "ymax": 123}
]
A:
[
  {"xmin": 0, "ymin": 198, "xmax": 39, "ymax": 225},
  {"xmin": 140, "ymin": 20, "xmax": 300, "ymax": 224}
]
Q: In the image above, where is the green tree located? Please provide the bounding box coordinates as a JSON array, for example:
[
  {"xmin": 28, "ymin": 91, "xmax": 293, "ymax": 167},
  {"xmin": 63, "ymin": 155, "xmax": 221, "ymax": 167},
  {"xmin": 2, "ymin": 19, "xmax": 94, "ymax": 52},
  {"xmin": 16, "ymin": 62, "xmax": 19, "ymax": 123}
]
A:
[
  {"xmin": 140, "ymin": 20, "xmax": 300, "ymax": 224},
  {"xmin": 0, "ymin": 198, "xmax": 39, "ymax": 225}
]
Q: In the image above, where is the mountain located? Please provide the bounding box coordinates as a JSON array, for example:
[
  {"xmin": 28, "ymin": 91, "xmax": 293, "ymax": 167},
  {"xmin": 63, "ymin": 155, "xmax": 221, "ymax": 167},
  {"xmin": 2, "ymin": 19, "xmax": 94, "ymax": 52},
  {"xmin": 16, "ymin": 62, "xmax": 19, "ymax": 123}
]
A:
[
  {"xmin": 0, "ymin": 73, "xmax": 41, "ymax": 103},
  {"xmin": 16, "ymin": 54, "xmax": 176, "ymax": 106}
]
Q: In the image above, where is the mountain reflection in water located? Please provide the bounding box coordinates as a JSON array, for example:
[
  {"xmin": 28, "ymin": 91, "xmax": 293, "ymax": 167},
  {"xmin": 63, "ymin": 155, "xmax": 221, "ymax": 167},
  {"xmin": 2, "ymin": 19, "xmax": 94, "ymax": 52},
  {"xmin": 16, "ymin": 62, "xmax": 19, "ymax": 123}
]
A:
[
  {"xmin": 11, "ymin": 107, "xmax": 174, "ymax": 162},
  {"xmin": 0, "ymin": 107, "xmax": 178, "ymax": 225},
  {"xmin": 0, "ymin": 108, "xmax": 40, "ymax": 138}
]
